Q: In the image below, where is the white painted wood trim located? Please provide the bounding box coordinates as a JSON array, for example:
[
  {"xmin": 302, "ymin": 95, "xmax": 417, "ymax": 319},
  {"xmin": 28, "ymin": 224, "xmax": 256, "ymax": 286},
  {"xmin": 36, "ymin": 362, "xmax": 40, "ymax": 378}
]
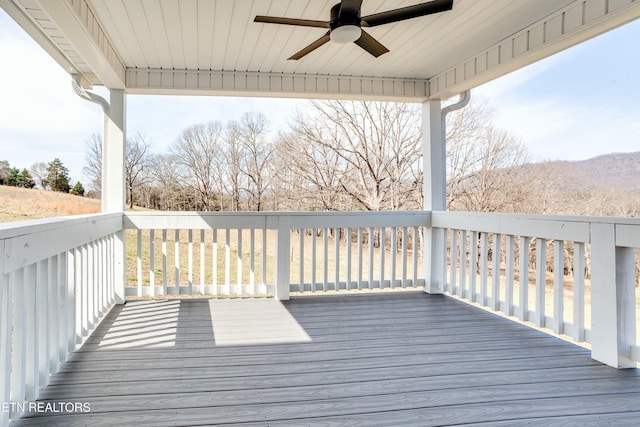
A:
[
  {"xmin": 573, "ymin": 242, "xmax": 586, "ymax": 342},
  {"xmin": 33, "ymin": 0, "xmax": 126, "ymax": 88},
  {"xmin": 431, "ymin": 211, "xmax": 590, "ymax": 242},
  {"xmin": 126, "ymin": 69, "xmax": 430, "ymax": 101},
  {"xmin": 275, "ymin": 216, "xmax": 291, "ymax": 300},
  {"xmin": 429, "ymin": 0, "xmax": 640, "ymax": 98},
  {"xmin": 534, "ymin": 238, "xmax": 547, "ymax": 328},
  {"xmin": 553, "ymin": 240, "xmax": 565, "ymax": 335}
]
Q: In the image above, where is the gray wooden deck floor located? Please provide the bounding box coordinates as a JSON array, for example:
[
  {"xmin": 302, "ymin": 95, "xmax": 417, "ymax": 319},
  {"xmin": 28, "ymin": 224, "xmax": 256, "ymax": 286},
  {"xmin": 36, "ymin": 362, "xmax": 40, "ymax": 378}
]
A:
[{"xmin": 14, "ymin": 291, "xmax": 640, "ymax": 426}]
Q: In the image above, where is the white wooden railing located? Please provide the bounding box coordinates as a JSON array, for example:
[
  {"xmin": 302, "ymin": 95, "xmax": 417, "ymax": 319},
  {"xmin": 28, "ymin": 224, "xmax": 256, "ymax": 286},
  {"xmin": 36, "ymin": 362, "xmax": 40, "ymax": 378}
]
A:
[
  {"xmin": 431, "ymin": 211, "xmax": 640, "ymax": 368},
  {"xmin": 2, "ymin": 209, "xmax": 638, "ymax": 421},
  {"xmin": 124, "ymin": 211, "xmax": 428, "ymax": 298},
  {"xmin": 0, "ymin": 213, "xmax": 123, "ymax": 423}
]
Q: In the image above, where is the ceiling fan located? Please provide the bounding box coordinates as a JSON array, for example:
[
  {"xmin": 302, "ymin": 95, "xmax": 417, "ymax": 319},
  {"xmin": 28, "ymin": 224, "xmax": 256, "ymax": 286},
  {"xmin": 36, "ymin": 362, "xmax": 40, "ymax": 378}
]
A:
[{"xmin": 254, "ymin": 0, "xmax": 454, "ymax": 60}]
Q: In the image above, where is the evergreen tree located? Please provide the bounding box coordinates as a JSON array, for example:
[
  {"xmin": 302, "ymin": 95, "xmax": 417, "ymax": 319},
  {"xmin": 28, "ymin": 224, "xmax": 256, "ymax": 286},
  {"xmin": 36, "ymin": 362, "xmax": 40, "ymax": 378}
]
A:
[
  {"xmin": 17, "ymin": 169, "xmax": 36, "ymax": 188},
  {"xmin": 45, "ymin": 158, "xmax": 71, "ymax": 193},
  {"xmin": 5, "ymin": 167, "xmax": 19, "ymax": 186},
  {"xmin": 70, "ymin": 181, "xmax": 85, "ymax": 196}
]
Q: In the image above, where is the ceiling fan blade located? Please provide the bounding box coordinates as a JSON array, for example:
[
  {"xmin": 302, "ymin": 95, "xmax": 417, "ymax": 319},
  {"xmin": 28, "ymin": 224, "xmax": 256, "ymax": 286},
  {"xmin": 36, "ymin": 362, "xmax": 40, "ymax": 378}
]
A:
[
  {"xmin": 354, "ymin": 30, "xmax": 389, "ymax": 57},
  {"xmin": 288, "ymin": 31, "xmax": 331, "ymax": 60},
  {"xmin": 339, "ymin": 0, "xmax": 363, "ymax": 18},
  {"xmin": 254, "ymin": 16, "xmax": 330, "ymax": 28},
  {"xmin": 361, "ymin": 0, "xmax": 453, "ymax": 27}
]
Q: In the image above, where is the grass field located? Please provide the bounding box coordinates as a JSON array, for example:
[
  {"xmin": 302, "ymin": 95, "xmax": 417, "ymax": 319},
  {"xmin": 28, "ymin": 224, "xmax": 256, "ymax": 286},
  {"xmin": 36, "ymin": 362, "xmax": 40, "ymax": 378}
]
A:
[{"xmin": 0, "ymin": 185, "xmax": 100, "ymax": 222}]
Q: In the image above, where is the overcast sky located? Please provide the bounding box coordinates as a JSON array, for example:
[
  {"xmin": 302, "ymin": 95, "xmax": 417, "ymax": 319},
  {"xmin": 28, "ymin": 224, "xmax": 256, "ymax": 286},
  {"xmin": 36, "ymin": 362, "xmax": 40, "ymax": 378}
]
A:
[{"xmin": 0, "ymin": 9, "xmax": 638, "ymax": 184}]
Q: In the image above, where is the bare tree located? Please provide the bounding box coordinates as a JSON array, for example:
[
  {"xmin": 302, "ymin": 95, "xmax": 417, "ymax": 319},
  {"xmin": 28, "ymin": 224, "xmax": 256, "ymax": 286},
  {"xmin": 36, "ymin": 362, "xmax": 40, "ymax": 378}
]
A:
[
  {"xmin": 445, "ymin": 99, "xmax": 530, "ymax": 212},
  {"xmin": 0, "ymin": 160, "xmax": 9, "ymax": 183},
  {"xmin": 236, "ymin": 112, "xmax": 274, "ymax": 211},
  {"xmin": 149, "ymin": 153, "xmax": 185, "ymax": 210},
  {"xmin": 171, "ymin": 122, "xmax": 223, "ymax": 211},
  {"xmin": 83, "ymin": 133, "xmax": 103, "ymax": 193},
  {"xmin": 125, "ymin": 134, "xmax": 152, "ymax": 209},
  {"xmin": 283, "ymin": 100, "xmax": 423, "ymax": 211},
  {"xmin": 222, "ymin": 121, "xmax": 244, "ymax": 211},
  {"xmin": 275, "ymin": 129, "xmax": 344, "ymax": 210},
  {"xmin": 29, "ymin": 161, "xmax": 49, "ymax": 189}
]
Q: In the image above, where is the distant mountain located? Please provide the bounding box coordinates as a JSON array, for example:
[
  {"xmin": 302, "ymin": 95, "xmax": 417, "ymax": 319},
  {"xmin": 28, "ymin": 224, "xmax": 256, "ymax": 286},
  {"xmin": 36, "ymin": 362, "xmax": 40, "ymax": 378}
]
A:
[{"xmin": 538, "ymin": 151, "xmax": 640, "ymax": 193}]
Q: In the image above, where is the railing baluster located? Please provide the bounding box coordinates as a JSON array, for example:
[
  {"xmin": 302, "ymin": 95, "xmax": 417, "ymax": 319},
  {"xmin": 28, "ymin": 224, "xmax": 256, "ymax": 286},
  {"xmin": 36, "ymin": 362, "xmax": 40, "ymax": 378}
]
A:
[
  {"xmin": 48, "ymin": 256, "xmax": 60, "ymax": 373},
  {"xmin": 460, "ymin": 230, "xmax": 467, "ymax": 298},
  {"xmin": 188, "ymin": 229, "xmax": 193, "ymax": 295},
  {"xmin": 10, "ymin": 270, "xmax": 26, "ymax": 411},
  {"xmin": 357, "ymin": 228, "xmax": 363, "ymax": 290},
  {"xmin": 480, "ymin": 232, "xmax": 488, "ymax": 305},
  {"xmin": 401, "ymin": 227, "xmax": 408, "ymax": 288},
  {"xmin": 162, "ymin": 230, "xmax": 167, "ymax": 296},
  {"xmin": 573, "ymin": 242, "xmax": 586, "ymax": 342},
  {"xmin": 212, "ymin": 229, "xmax": 218, "ymax": 295},
  {"xmin": 299, "ymin": 229, "xmax": 305, "ymax": 293},
  {"xmin": 519, "ymin": 236, "xmax": 530, "ymax": 321},
  {"xmin": 150, "ymin": 230, "xmax": 155, "ymax": 297},
  {"xmin": 0, "ymin": 257, "xmax": 12, "ymax": 426},
  {"xmin": 450, "ymin": 229, "xmax": 458, "ymax": 295},
  {"xmin": 334, "ymin": 228, "xmax": 340, "ymax": 291},
  {"xmin": 311, "ymin": 229, "xmax": 317, "ymax": 291},
  {"xmin": 225, "ymin": 229, "xmax": 231, "ymax": 294},
  {"xmin": 137, "ymin": 230, "xmax": 142, "ymax": 297},
  {"xmin": 346, "ymin": 228, "xmax": 352, "ymax": 290},
  {"xmin": 553, "ymin": 240, "xmax": 565, "ymax": 334},
  {"xmin": 24, "ymin": 264, "xmax": 37, "ymax": 402},
  {"xmin": 391, "ymin": 227, "xmax": 397, "ymax": 288},
  {"xmin": 323, "ymin": 228, "xmax": 329, "ymax": 291},
  {"xmin": 88, "ymin": 243, "xmax": 96, "ymax": 330},
  {"xmin": 237, "ymin": 229, "xmax": 243, "ymax": 294},
  {"xmin": 81, "ymin": 244, "xmax": 88, "ymax": 338},
  {"xmin": 535, "ymin": 238, "xmax": 547, "ymax": 328},
  {"xmin": 69, "ymin": 248, "xmax": 79, "ymax": 353},
  {"xmin": 37, "ymin": 260, "xmax": 49, "ymax": 388},
  {"xmin": 250, "ymin": 229, "xmax": 256, "ymax": 294},
  {"xmin": 368, "ymin": 227, "xmax": 374, "ymax": 289},
  {"xmin": 470, "ymin": 231, "xmax": 478, "ymax": 302},
  {"xmin": 262, "ymin": 228, "xmax": 267, "ymax": 290},
  {"xmin": 380, "ymin": 227, "xmax": 386, "ymax": 288},
  {"xmin": 412, "ymin": 227, "xmax": 418, "ymax": 287},
  {"xmin": 97, "ymin": 239, "xmax": 104, "ymax": 315},
  {"xmin": 505, "ymin": 235, "xmax": 515, "ymax": 316},
  {"xmin": 200, "ymin": 229, "xmax": 205, "ymax": 295},
  {"xmin": 174, "ymin": 230, "xmax": 180, "ymax": 294},
  {"xmin": 492, "ymin": 234, "xmax": 501, "ymax": 310}
]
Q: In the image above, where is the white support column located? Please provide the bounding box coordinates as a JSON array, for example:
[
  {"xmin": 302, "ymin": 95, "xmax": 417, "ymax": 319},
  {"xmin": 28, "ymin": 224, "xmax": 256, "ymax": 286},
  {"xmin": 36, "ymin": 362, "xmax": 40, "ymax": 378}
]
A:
[
  {"xmin": 590, "ymin": 223, "xmax": 636, "ymax": 368},
  {"xmin": 102, "ymin": 89, "xmax": 126, "ymax": 212},
  {"xmin": 103, "ymin": 89, "xmax": 126, "ymax": 303},
  {"xmin": 422, "ymin": 100, "xmax": 445, "ymax": 294}
]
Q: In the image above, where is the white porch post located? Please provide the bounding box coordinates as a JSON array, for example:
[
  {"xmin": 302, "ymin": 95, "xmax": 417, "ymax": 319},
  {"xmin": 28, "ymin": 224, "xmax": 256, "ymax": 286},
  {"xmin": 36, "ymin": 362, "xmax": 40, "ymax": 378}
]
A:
[
  {"xmin": 422, "ymin": 100, "xmax": 446, "ymax": 294},
  {"xmin": 103, "ymin": 89, "xmax": 126, "ymax": 304},
  {"xmin": 590, "ymin": 223, "xmax": 636, "ymax": 368}
]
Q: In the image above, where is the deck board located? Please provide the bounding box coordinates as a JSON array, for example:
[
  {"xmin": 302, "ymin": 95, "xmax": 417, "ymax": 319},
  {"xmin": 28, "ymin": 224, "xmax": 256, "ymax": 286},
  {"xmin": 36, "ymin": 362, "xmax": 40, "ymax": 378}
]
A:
[{"xmin": 14, "ymin": 291, "xmax": 640, "ymax": 426}]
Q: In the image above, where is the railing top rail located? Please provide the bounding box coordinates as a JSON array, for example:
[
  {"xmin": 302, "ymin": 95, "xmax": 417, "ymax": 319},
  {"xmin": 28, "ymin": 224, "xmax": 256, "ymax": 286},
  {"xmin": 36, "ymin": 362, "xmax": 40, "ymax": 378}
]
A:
[
  {"xmin": 1, "ymin": 213, "xmax": 123, "ymax": 275},
  {"xmin": 432, "ymin": 210, "xmax": 640, "ymax": 247},
  {"xmin": 124, "ymin": 210, "xmax": 432, "ymax": 230},
  {"xmin": 432, "ymin": 210, "xmax": 640, "ymax": 226},
  {"xmin": 0, "ymin": 213, "xmax": 122, "ymax": 241}
]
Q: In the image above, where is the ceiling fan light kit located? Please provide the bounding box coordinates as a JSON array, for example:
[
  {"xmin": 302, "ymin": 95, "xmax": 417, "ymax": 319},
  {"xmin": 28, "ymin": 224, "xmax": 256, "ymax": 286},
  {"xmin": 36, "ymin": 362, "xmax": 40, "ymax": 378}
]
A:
[
  {"xmin": 254, "ymin": 0, "xmax": 454, "ymax": 59},
  {"xmin": 330, "ymin": 25, "xmax": 361, "ymax": 43}
]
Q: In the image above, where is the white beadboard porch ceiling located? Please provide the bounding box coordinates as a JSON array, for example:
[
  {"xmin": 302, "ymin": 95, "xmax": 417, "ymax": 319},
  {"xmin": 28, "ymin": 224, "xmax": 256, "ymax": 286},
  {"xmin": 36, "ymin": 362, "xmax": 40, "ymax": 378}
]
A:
[{"xmin": 4, "ymin": 0, "xmax": 640, "ymax": 100}]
